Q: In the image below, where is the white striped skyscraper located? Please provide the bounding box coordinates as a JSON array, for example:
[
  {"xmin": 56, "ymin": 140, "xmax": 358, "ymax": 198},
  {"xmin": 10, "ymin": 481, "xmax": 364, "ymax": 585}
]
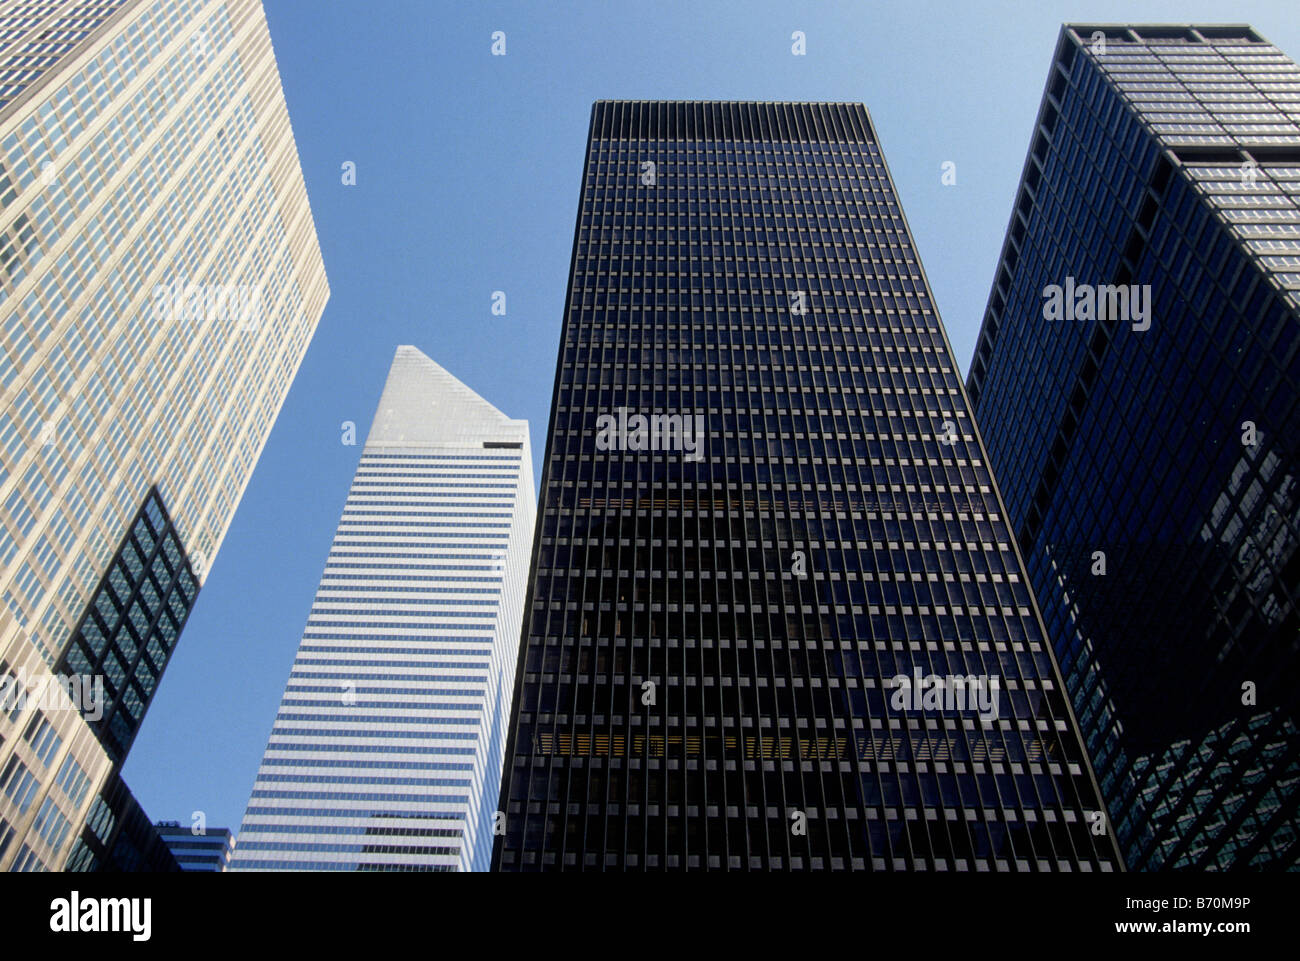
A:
[{"xmin": 230, "ymin": 346, "xmax": 535, "ymax": 871}]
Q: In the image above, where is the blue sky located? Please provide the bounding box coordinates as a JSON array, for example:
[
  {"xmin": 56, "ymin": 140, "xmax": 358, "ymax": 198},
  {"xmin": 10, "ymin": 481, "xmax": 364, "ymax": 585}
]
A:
[{"xmin": 125, "ymin": 0, "xmax": 1300, "ymax": 831}]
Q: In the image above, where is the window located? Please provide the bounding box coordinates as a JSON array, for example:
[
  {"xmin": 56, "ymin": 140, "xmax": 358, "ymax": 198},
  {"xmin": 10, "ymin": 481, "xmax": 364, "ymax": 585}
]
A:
[
  {"xmin": 23, "ymin": 714, "xmax": 61, "ymax": 766},
  {"xmin": 1, "ymin": 756, "xmax": 38, "ymax": 813}
]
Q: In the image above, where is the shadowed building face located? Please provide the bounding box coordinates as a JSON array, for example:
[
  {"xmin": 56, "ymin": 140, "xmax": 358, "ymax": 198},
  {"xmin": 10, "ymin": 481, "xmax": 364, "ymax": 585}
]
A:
[{"xmin": 967, "ymin": 24, "xmax": 1300, "ymax": 870}]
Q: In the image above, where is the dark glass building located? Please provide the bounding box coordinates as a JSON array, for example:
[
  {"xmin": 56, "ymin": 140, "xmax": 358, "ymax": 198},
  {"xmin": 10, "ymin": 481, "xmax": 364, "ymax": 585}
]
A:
[
  {"xmin": 156, "ymin": 821, "xmax": 235, "ymax": 871},
  {"xmin": 494, "ymin": 100, "xmax": 1121, "ymax": 872},
  {"xmin": 61, "ymin": 772, "xmax": 179, "ymax": 873},
  {"xmin": 58, "ymin": 487, "xmax": 200, "ymax": 763},
  {"xmin": 967, "ymin": 25, "xmax": 1300, "ymax": 870},
  {"xmin": 51, "ymin": 487, "xmax": 199, "ymax": 872}
]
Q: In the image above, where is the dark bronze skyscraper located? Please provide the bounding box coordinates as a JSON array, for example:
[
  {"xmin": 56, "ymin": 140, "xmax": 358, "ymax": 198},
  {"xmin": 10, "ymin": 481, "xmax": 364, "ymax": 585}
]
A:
[
  {"xmin": 494, "ymin": 101, "xmax": 1119, "ymax": 871},
  {"xmin": 967, "ymin": 25, "xmax": 1300, "ymax": 869}
]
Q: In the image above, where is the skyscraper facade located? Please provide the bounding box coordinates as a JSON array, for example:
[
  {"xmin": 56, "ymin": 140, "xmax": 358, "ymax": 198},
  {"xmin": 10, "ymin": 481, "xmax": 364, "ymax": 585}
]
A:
[
  {"xmin": 230, "ymin": 346, "xmax": 535, "ymax": 872},
  {"xmin": 966, "ymin": 24, "xmax": 1300, "ymax": 869},
  {"xmin": 156, "ymin": 820, "xmax": 233, "ymax": 871},
  {"xmin": 0, "ymin": 0, "xmax": 327, "ymax": 871},
  {"xmin": 494, "ymin": 100, "xmax": 1121, "ymax": 872}
]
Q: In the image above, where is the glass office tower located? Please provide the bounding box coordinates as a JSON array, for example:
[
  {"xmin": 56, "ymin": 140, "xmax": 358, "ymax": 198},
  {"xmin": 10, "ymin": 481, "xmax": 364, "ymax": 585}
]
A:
[
  {"xmin": 494, "ymin": 100, "xmax": 1120, "ymax": 872},
  {"xmin": 156, "ymin": 820, "xmax": 233, "ymax": 871},
  {"xmin": 0, "ymin": 0, "xmax": 328, "ymax": 871},
  {"xmin": 967, "ymin": 25, "xmax": 1300, "ymax": 869},
  {"xmin": 230, "ymin": 346, "xmax": 535, "ymax": 872}
]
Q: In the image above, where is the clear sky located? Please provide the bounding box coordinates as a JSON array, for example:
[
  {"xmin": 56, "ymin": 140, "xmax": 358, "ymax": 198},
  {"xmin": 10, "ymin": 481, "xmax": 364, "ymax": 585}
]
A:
[{"xmin": 125, "ymin": 0, "xmax": 1300, "ymax": 832}]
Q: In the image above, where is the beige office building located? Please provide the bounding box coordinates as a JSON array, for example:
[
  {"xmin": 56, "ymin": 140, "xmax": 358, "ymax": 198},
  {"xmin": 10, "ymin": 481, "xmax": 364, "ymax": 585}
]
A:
[{"xmin": 0, "ymin": 0, "xmax": 327, "ymax": 870}]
